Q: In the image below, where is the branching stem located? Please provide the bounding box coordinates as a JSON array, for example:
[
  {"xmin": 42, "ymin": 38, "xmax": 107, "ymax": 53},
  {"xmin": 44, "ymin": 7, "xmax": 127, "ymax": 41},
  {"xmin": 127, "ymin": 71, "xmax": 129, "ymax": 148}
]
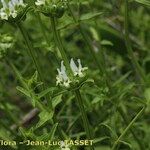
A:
[{"xmin": 75, "ymin": 89, "xmax": 95, "ymax": 150}]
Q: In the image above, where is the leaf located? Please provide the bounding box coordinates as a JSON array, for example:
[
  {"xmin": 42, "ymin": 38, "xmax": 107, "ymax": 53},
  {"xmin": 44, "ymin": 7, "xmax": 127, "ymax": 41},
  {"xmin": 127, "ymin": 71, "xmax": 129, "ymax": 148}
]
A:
[
  {"xmin": 16, "ymin": 86, "xmax": 37, "ymax": 107},
  {"xmin": 16, "ymin": 86, "xmax": 30, "ymax": 97},
  {"xmin": 80, "ymin": 78, "xmax": 95, "ymax": 88},
  {"xmin": 92, "ymin": 97, "xmax": 102, "ymax": 104},
  {"xmin": 90, "ymin": 27, "xmax": 100, "ymax": 41},
  {"xmin": 49, "ymin": 123, "xmax": 58, "ymax": 140},
  {"xmin": 38, "ymin": 87, "xmax": 56, "ymax": 99},
  {"xmin": 113, "ymin": 71, "xmax": 131, "ymax": 86},
  {"xmin": 93, "ymin": 136, "xmax": 110, "ymax": 144},
  {"xmin": 134, "ymin": 0, "xmax": 150, "ymax": 7},
  {"xmin": 37, "ymin": 123, "xmax": 58, "ymax": 141},
  {"xmin": 119, "ymin": 140, "xmax": 132, "ymax": 149},
  {"xmin": 36, "ymin": 110, "xmax": 54, "ymax": 129},
  {"xmin": 10, "ymin": 64, "xmax": 27, "ymax": 88},
  {"xmin": 99, "ymin": 123, "xmax": 118, "ymax": 138},
  {"xmin": 28, "ymin": 71, "xmax": 38, "ymax": 87},
  {"xmin": 79, "ymin": 12, "xmax": 103, "ymax": 21},
  {"xmin": 52, "ymin": 94, "xmax": 62, "ymax": 108},
  {"xmin": 144, "ymin": 88, "xmax": 150, "ymax": 105},
  {"xmin": 101, "ymin": 40, "xmax": 113, "ymax": 46},
  {"xmin": 19, "ymin": 127, "xmax": 35, "ymax": 139}
]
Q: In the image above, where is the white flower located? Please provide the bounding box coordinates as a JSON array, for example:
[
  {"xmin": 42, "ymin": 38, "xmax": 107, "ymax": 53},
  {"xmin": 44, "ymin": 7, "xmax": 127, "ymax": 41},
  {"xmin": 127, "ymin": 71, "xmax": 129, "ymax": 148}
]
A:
[
  {"xmin": 56, "ymin": 61, "xmax": 71, "ymax": 87},
  {"xmin": 0, "ymin": 0, "xmax": 26, "ymax": 20},
  {"xmin": 8, "ymin": 2, "xmax": 17, "ymax": 18},
  {"xmin": 35, "ymin": 0, "xmax": 46, "ymax": 6},
  {"xmin": 0, "ymin": 8, "xmax": 8, "ymax": 20},
  {"xmin": 56, "ymin": 59, "xmax": 88, "ymax": 87},
  {"xmin": 70, "ymin": 58, "xmax": 88, "ymax": 77},
  {"xmin": 60, "ymin": 141, "xmax": 70, "ymax": 150}
]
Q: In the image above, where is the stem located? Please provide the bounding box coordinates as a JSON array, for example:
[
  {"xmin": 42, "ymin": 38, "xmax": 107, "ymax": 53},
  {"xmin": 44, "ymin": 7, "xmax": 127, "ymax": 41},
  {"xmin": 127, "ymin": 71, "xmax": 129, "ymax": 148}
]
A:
[
  {"xmin": 36, "ymin": 13, "xmax": 59, "ymax": 64},
  {"xmin": 7, "ymin": 54, "xmax": 65, "ymax": 140},
  {"xmin": 17, "ymin": 22, "xmax": 53, "ymax": 109},
  {"xmin": 67, "ymin": 2, "xmax": 112, "ymax": 88},
  {"xmin": 17, "ymin": 22, "xmax": 43, "ymax": 83},
  {"xmin": 67, "ymin": 2, "xmax": 104, "ymax": 76},
  {"xmin": 117, "ymin": 107, "xmax": 145, "ymax": 150},
  {"xmin": 50, "ymin": 17, "xmax": 71, "ymax": 74},
  {"xmin": 79, "ymin": 27, "xmax": 103, "ymax": 74},
  {"xmin": 75, "ymin": 89, "xmax": 95, "ymax": 150},
  {"xmin": 112, "ymin": 107, "xmax": 145, "ymax": 150},
  {"xmin": 37, "ymin": 13, "xmax": 50, "ymax": 46},
  {"xmin": 7, "ymin": 59, "xmax": 46, "ymax": 111},
  {"xmin": 124, "ymin": 0, "xmax": 146, "ymax": 83}
]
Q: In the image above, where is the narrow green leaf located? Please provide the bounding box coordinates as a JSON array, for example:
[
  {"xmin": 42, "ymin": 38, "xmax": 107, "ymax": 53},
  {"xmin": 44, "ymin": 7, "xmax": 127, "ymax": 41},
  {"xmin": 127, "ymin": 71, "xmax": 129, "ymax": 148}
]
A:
[
  {"xmin": 52, "ymin": 94, "xmax": 62, "ymax": 108},
  {"xmin": 113, "ymin": 71, "xmax": 131, "ymax": 86},
  {"xmin": 101, "ymin": 40, "xmax": 113, "ymax": 46},
  {"xmin": 16, "ymin": 86, "xmax": 30, "ymax": 97},
  {"xmin": 119, "ymin": 140, "xmax": 132, "ymax": 149},
  {"xmin": 93, "ymin": 136, "xmax": 110, "ymax": 144},
  {"xmin": 10, "ymin": 64, "xmax": 27, "ymax": 88},
  {"xmin": 36, "ymin": 110, "xmax": 54, "ymax": 129},
  {"xmin": 49, "ymin": 123, "xmax": 58, "ymax": 140},
  {"xmin": 144, "ymin": 88, "xmax": 150, "ymax": 105},
  {"xmin": 134, "ymin": 0, "xmax": 150, "ymax": 6},
  {"xmin": 79, "ymin": 12, "xmax": 103, "ymax": 21},
  {"xmin": 37, "ymin": 123, "xmax": 58, "ymax": 141},
  {"xmin": 92, "ymin": 97, "xmax": 101, "ymax": 104},
  {"xmin": 38, "ymin": 87, "xmax": 56, "ymax": 99}
]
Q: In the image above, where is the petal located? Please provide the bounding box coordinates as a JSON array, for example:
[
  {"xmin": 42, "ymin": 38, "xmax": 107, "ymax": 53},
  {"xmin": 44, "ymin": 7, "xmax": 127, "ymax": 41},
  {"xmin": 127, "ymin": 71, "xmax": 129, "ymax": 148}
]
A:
[
  {"xmin": 70, "ymin": 58, "xmax": 78, "ymax": 75},
  {"xmin": 77, "ymin": 59, "xmax": 82, "ymax": 71},
  {"xmin": 61, "ymin": 61, "xmax": 66, "ymax": 72}
]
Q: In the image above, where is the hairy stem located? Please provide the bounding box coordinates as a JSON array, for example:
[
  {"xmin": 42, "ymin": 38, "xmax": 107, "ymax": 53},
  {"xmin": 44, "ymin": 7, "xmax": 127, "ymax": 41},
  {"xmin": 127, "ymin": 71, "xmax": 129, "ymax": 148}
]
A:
[
  {"xmin": 17, "ymin": 22, "xmax": 53, "ymax": 109},
  {"xmin": 50, "ymin": 17, "xmax": 71, "ymax": 74},
  {"xmin": 75, "ymin": 89, "xmax": 95, "ymax": 150},
  {"xmin": 36, "ymin": 13, "xmax": 59, "ymax": 64},
  {"xmin": 17, "ymin": 22, "xmax": 43, "ymax": 83}
]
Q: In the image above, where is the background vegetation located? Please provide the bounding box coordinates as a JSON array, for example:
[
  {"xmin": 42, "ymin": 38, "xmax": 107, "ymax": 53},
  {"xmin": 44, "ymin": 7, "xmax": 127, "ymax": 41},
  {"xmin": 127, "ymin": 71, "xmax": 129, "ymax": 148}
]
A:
[{"xmin": 0, "ymin": 0, "xmax": 150, "ymax": 150}]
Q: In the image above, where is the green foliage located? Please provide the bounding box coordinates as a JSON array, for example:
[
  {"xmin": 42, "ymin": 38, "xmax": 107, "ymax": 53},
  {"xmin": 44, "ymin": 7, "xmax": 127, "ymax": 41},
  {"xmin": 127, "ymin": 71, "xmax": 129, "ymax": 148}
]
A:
[
  {"xmin": 0, "ymin": 0, "xmax": 149, "ymax": 150},
  {"xmin": 134, "ymin": 0, "xmax": 150, "ymax": 7}
]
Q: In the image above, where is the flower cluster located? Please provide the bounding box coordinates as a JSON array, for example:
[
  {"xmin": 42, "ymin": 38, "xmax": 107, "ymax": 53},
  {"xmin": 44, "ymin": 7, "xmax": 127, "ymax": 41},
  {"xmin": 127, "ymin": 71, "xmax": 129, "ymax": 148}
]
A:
[
  {"xmin": 35, "ymin": 0, "xmax": 67, "ymax": 18},
  {"xmin": 60, "ymin": 141, "xmax": 70, "ymax": 150},
  {"xmin": 56, "ymin": 58, "xmax": 88, "ymax": 87},
  {"xmin": 0, "ymin": 0, "xmax": 26, "ymax": 20}
]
